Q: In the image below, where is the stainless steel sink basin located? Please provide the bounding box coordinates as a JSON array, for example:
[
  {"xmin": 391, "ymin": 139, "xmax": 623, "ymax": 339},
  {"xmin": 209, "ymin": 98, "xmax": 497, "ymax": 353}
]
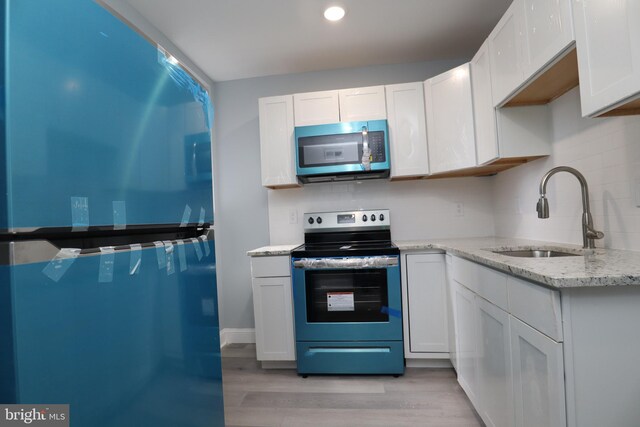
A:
[{"xmin": 492, "ymin": 249, "xmax": 580, "ymax": 258}]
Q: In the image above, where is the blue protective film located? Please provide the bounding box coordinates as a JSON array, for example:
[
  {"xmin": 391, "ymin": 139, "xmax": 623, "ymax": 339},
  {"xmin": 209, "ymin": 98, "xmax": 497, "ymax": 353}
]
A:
[{"xmin": 3, "ymin": 0, "xmax": 214, "ymax": 230}]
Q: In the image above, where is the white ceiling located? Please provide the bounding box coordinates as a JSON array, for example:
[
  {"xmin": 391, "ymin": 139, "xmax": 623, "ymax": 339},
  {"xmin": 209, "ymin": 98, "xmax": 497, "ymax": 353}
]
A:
[{"xmin": 124, "ymin": 0, "xmax": 511, "ymax": 82}]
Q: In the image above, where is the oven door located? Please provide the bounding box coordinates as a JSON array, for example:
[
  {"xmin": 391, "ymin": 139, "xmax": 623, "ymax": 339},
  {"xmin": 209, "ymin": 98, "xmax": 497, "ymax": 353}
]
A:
[{"xmin": 291, "ymin": 256, "xmax": 402, "ymax": 342}]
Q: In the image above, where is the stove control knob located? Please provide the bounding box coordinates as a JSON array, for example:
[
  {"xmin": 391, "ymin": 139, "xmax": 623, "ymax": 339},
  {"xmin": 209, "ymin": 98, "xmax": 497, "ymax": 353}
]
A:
[
  {"xmin": 371, "ymin": 214, "xmax": 376, "ymax": 221},
  {"xmin": 362, "ymin": 214, "xmax": 368, "ymax": 222},
  {"xmin": 379, "ymin": 213, "xmax": 385, "ymax": 221},
  {"xmin": 308, "ymin": 217, "xmax": 314, "ymax": 224},
  {"xmin": 316, "ymin": 217, "xmax": 322, "ymax": 224}
]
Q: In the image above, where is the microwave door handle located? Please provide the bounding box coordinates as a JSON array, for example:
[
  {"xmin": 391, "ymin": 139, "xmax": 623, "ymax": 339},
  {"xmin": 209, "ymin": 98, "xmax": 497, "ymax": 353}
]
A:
[{"xmin": 361, "ymin": 126, "xmax": 371, "ymax": 171}]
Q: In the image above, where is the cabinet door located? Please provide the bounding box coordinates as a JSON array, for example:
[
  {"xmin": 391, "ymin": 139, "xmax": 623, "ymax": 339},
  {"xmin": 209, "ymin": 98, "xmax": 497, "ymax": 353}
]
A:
[
  {"xmin": 445, "ymin": 254, "xmax": 457, "ymax": 369},
  {"xmin": 258, "ymin": 96, "xmax": 297, "ymax": 188},
  {"xmin": 453, "ymin": 282, "xmax": 479, "ymax": 407},
  {"xmin": 338, "ymin": 86, "xmax": 387, "ymax": 122},
  {"xmin": 385, "ymin": 82, "xmax": 429, "ymax": 178},
  {"xmin": 476, "ymin": 298, "xmax": 515, "ymax": 427},
  {"xmin": 489, "ymin": 0, "xmax": 524, "ymax": 106},
  {"xmin": 424, "ymin": 63, "xmax": 477, "ymax": 174},
  {"xmin": 405, "ymin": 254, "xmax": 448, "ymax": 353},
  {"xmin": 520, "ymin": 0, "xmax": 574, "ymax": 81},
  {"xmin": 510, "ymin": 316, "xmax": 566, "ymax": 427},
  {"xmin": 573, "ymin": 0, "xmax": 640, "ymax": 116},
  {"xmin": 471, "ymin": 41, "xmax": 499, "ymax": 165},
  {"xmin": 252, "ymin": 277, "xmax": 296, "ymax": 361},
  {"xmin": 293, "ymin": 90, "xmax": 340, "ymax": 126}
]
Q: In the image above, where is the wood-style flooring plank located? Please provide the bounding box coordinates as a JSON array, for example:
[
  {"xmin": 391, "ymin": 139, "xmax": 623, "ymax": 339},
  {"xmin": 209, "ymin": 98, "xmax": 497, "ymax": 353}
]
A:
[{"xmin": 221, "ymin": 344, "xmax": 482, "ymax": 427}]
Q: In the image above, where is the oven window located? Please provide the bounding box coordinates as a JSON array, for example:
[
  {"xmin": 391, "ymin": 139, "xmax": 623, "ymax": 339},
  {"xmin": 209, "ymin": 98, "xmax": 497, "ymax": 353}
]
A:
[{"xmin": 305, "ymin": 269, "xmax": 389, "ymax": 323}]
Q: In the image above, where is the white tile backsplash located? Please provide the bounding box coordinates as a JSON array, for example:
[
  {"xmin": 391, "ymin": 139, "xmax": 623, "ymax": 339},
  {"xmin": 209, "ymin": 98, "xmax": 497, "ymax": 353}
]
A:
[
  {"xmin": 268, "ymin": 178, "xmax": 495, "ymax": 245},
  {"xmin": 493, "ymin": 87, "xmax": 640, "ymax": 251}
]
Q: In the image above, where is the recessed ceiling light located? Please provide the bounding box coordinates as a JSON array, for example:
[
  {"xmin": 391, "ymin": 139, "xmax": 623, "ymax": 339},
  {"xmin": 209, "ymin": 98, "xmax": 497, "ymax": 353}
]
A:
[{"xmin": 324, "ymin": 6, "xmax": 345, "ymax": 22}]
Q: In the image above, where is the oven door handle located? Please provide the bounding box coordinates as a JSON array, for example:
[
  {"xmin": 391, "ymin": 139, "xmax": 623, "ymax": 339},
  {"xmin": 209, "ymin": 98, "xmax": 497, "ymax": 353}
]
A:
[{"xmin": 292, "ymin": 256, "xmax": 398, "ymax": 269}]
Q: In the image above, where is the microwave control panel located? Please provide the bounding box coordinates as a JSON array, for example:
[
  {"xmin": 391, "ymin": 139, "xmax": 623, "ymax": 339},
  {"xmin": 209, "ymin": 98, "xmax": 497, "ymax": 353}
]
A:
[{"xmin": 368, "ymin": 131, "xmax": 386, "ymax": 162}]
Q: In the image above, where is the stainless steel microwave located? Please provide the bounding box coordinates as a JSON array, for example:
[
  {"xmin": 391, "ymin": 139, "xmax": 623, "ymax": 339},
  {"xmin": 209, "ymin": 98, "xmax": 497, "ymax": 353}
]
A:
[{"xmin": 294, "ymin": 120, "xmax": 390, "ymax": 183}]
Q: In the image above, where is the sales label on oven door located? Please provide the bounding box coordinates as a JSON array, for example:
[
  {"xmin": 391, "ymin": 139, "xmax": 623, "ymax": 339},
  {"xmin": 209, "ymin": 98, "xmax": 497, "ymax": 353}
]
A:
[{"xmin": 327, "ymin": 292, "xmax": 355, "ymax": 311}]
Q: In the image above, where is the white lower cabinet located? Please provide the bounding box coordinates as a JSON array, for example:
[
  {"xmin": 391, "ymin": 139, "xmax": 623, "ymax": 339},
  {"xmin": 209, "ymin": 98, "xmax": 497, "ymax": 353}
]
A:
[
  {"xmin": 451, "ymin": 256, "xmax": 566, "ymax": 427},
  {"xmin": 452, "ymin": 281, "xmax": 479, "ymax": 406},
  {"xmin": 476, "ymin": 297, "xmax": 514, "ymax": 427},
  {"xmin": 445, "ymin": 254, "xmax": 457, "ymax": 370},
  {"xmin": 510, "ymin": 316, "xmax": 566, "ymax": 427},
  {"xmin": 401, "ymin": 252, "xmax": 449, "ymax": 360},
  {"xmin": 250, "ymin": 256, "xmax": 295, "ymax": 362}
]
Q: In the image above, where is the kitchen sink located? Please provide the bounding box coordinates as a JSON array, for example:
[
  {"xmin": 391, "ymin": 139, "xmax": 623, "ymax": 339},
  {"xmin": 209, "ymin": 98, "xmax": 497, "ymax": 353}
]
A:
[{"xmin": 492, "ymin": 249, "xmax": 581, "ymax": 258}]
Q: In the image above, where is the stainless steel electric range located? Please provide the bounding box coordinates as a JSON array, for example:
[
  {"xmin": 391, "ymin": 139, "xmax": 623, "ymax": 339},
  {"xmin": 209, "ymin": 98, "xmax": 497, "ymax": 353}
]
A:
[{"xmin": 291, "ymin": 209, "xmax": 404, "ymax": 376}]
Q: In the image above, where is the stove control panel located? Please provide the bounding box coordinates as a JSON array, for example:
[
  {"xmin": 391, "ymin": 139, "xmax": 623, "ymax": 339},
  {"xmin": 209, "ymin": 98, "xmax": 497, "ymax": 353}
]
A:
[{"xmin": 303, "ymin": 209, "xmax": 390, "ymax": 232}]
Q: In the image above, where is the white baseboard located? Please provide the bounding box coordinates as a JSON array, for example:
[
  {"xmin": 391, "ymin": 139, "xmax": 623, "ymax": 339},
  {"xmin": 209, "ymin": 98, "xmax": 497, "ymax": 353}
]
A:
[
  {"xmin": 261, "ymin": 361, "xmax": 297, "ymax": 369},
  {"xmin": 406, "ymin": 358, "xmax": 453, "ymax": 368},
  {"xmin": 220, "ymin": 328, "xmax": 256, "ymax": 347}
]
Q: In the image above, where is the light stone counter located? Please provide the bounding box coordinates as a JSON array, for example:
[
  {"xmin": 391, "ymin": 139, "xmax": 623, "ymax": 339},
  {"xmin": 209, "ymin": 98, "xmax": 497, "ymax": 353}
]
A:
[
  {"xmin": 246, "ymin": 244, "xmax": 301, "ymax": 257},
  {"xmin": 396, "ymin": 237, "xmax": 640, "ymax": 288}
]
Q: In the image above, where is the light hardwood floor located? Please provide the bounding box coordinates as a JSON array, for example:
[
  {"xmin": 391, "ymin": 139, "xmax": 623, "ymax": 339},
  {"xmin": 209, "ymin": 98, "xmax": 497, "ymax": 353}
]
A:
[{"xmin": 222, "ymin": 344, "xmax": 483, "ymax": 427}]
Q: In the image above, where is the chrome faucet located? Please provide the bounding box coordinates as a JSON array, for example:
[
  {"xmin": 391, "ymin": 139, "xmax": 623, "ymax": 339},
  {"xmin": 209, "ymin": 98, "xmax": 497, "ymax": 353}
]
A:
[{"xmin": 537, "ymin": 166, "xmax": 604, "ymax": 249}]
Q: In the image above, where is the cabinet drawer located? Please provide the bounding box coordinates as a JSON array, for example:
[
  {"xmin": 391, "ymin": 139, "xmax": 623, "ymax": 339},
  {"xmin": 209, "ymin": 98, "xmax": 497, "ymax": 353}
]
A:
[
  {"xmin": 451, "ymin": 256, "xmax": 478, "ymax": 292},
  {"xmin": 508, "ymin": 276, "xmax": 562, "ymax": 341},
  {"xmin": 251, "ymin": 255, "xmax": 291, "ymax": 278},
  {"xmin": 476, "ymin": 264, "xmax": 508, "ymax": 311}
]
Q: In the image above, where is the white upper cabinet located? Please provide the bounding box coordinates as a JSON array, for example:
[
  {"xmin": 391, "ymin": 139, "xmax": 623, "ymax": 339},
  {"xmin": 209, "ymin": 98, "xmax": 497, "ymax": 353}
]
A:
[
  {"xmin": 572, "ymin": 0, "xmax": 640, "ymax": 116},
  {"xmin": 425, "ymin": 63, "xmax": 477, "ymax": 174},
  {"xmin": 490, "ymin": 0, "xmax": 576, "ymax": 107},
  {"xmin": 338, "ymin": 86, "xmax": 387, "ymax": 122},
  {"xmin": 520, "ymin": 0, "xmax": 574, "ymax": 81},
  {"xmin": 293, "ymin": 86, "xmax": 387, "ymax": 127},
  {"xmin": 489, "ymin": 1, "xmax": 524, "ymax": 106},
  {"xmin": 471, "ymin": 41, "xmax": 552, "ymax": 166},
  {"xmin": 258, "ymin": 95, "xmax": 298, "ymax": 188},
  {"xmin": 471, "ymin": 41, "xmax": 500, "ymax": 165},
  {"xmin": 385, "ymin": 82, "xmax": 429, "ymax": 178},
  {"xmin": 293, "ymin": 90, "xmax": 340, "ymax": 126}
]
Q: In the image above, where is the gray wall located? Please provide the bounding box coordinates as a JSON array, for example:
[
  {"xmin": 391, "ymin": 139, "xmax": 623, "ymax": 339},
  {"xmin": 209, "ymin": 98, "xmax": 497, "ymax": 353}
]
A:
[{"xmin": 213, "ymin": 59, "xmax": 467, "ymax": 329}]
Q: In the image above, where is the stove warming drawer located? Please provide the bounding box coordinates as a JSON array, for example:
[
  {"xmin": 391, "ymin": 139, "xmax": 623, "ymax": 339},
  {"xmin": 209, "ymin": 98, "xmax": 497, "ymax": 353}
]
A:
[{"xmin": 296, "ymin": 341, "xmax": 404, "ymax": 375}]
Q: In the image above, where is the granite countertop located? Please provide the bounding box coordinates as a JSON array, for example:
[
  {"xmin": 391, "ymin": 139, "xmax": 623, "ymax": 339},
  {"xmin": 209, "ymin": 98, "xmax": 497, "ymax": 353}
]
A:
[
  {"xmin": 246, "ymin": 237, "xmax": 640, "ymax": 288},
  {"xmin": 395, "ymin": 237, "xmax": 640, "ymax": 289},
  {"xmin": 247, "ymin": 244, "xmax": 301, "ymax": 257}
]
